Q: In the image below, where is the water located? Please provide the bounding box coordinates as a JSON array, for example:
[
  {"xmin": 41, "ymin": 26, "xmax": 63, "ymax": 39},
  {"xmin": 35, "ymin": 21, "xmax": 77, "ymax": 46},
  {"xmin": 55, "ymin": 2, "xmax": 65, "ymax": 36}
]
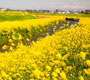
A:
[{"xmin": 23, "ymin": 20, "xmax": 78, "ymax": 45}]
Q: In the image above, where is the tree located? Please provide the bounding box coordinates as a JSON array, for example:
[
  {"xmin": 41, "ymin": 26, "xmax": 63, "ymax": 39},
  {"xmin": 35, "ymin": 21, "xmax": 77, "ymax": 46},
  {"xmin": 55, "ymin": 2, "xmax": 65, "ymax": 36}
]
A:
[
  {"xmin": 81, "ymin": 11, "xmax": 84, "ymax": 13},
  {"xmin": 5, "ymin": 8, "xmax": 12, "ymax": 11},
  {"xmin": 85, "ymin": 10, "xmax": 89, "ymax": 14}
]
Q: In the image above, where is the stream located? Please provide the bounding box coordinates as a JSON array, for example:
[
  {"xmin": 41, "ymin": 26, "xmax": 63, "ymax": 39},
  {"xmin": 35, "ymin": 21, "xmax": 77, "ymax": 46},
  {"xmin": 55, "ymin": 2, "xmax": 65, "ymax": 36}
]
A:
[
  {"xmin": 0, "ymin": 20, "xmax": 78, "ymax": 52},
  {"xmin": 23, "ymin": 20, "xmax": 78, "ymax": 45}
]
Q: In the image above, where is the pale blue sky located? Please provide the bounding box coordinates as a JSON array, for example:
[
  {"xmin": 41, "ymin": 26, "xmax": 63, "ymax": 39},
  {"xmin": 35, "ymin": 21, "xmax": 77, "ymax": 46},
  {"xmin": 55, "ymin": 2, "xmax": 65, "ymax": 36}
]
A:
[{"xmin": 0, "ymin": 0, "xmax": 90, "ymax": 10}]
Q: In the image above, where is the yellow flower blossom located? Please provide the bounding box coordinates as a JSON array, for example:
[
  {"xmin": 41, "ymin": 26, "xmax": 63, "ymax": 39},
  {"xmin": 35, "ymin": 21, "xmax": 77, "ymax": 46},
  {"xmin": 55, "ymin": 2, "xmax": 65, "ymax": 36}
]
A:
[
  {"xmin": 78, "ymin": 76, "xmax": 84, "ymax": 80},
  {"xmin": 85, "ymin": 60, "xmax": 90, "ymax": 66},
  {"xmin": 80, "ymin": 52, "xmax": 86, "ymax": 60},
  {"xmin": 26, "ymin": 38, "xmax": 30, "ymax": 41},
  {"xmin": 1, "ymin": 71, "xmax": 8, "ymax": 78},
  {"xmin": 83, "ymin": 68, "xmax": 90, "ymax": 75},
  {"xmin": 18, "ymin": 34, "xmax": 23, "ymax": 40},
  {"xmin": 11, "ymin": 43, "xmax": 15, "ymax": 46},
  {"xmin": 9, "ymin": 46, "xmax": 13, "ymax": 51},
  {"xmin": 60, "ymin": 71, "xmax": 67, "ymax": 80},
  {"xmin": 52, "ymin": 72, "xmax": 58, "ymax": 78},
  {"xmin": 45, "ymin": 65, "xmax": 51, "ymax": 71},
  {"xmin": 2, "ymin": 45, "xmax": 8, "ymax": 50},
  {"xmin": 56, "ymin": 53, "xmax": 62, "ymax": 60},
  {"xmin": 62, "ymin": 53, "xmax": 70, "ymax": 60}
]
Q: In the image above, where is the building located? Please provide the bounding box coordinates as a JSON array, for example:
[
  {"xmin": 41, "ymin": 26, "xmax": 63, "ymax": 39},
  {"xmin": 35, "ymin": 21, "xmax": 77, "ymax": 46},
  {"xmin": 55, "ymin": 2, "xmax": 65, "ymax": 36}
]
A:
[
  {"xmin": 54, "ymin": 9, "xmax": 72, "ymax": 14},
  {"xmin": 0, "ymin": 8, "xmax": 6, "ymax": 11}
]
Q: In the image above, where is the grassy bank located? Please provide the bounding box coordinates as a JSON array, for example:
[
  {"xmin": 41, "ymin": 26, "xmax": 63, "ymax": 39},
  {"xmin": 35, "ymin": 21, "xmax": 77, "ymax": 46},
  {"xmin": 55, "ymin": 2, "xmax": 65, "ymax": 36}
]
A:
[{"xmin": 0, "ymin": 11, "xmax": 35, "ymax": 22}]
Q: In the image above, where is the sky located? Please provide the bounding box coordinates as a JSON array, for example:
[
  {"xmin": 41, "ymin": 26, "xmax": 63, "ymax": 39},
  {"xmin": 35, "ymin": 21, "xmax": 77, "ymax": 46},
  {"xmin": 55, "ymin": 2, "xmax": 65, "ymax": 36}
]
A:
[{"xmin": 0, "ymin": 0, "xmax": 90, "ymax": 10}]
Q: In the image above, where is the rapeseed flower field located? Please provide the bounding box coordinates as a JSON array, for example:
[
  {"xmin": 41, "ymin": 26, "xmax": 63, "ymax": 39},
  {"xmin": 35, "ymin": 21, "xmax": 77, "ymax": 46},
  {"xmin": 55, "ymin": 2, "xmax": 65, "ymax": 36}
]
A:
[{"xmin": 0, "ymin": 11, "xmax": 90, "ymax": 80}]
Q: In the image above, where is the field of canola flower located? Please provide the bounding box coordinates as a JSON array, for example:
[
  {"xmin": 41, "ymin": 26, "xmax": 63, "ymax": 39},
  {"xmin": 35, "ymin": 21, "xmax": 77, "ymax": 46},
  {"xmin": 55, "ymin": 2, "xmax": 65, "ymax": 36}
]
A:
[{"xmin": 0, "ymin": 11, "xmax": 90, "ymax": 80}]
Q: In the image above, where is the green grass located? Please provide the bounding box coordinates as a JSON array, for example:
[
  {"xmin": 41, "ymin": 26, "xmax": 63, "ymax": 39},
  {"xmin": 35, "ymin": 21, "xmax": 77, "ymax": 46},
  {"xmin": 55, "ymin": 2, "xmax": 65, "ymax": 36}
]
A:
[{"xmin": 0, "ymin": 11, "xmax": 36, "ymax": 22}]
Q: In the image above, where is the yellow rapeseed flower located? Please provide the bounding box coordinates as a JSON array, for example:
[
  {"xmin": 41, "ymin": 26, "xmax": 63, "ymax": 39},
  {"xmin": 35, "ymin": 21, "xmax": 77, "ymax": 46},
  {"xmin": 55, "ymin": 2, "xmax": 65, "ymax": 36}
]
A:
[
  {"xmin": 85, "ymin": 60, "xmax": 90, "ymax": 66},
  {"xmin": 78, "ymin": 76, "xmax": 84, "ymax": 80},
  {"xmin": 60, "ymin": 71, "xmax": 67, "ymax": 80},
  {"xmin": 18, "ymin": 34, "xmax": 23, "ymax": 40},
  {"xmin": 80, "ymin": 52, "xmax": 86, "ymax": 60}
]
